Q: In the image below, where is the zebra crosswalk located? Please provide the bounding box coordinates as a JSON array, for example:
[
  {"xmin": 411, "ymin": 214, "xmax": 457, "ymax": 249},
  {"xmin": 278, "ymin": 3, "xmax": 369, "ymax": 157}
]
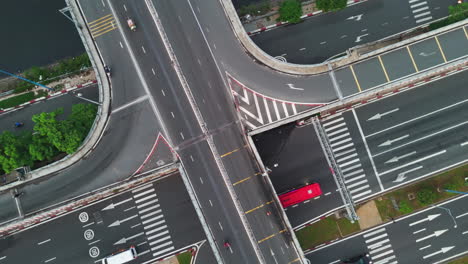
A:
[
  {"xmin": 363, "ymin": 228, "xmax": 398, "ymax": 264},
  {"xmin": 409, "ymin": 0, "xmax": 432, "ymax": 24},
  {"xmin": 322, "ymin": 114, "xmax": 372, "ymax": 200},
  {"xmin": 131, "ymin": 184, "xmax": 175, "ymax": 258}
]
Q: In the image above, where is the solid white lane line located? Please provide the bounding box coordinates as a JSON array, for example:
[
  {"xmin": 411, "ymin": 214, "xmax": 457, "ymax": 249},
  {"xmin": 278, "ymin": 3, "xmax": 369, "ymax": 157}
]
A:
[
  {"xmin": 363, "ymin": 228, "xmax": 386, "ymax": 238},
  {"xmin": 323, "ymin": 117, "xmax": 344, "ymax": 127},
  {"xmin": 331, "ymin": 137, "xmax": 352, "ymax": 148},
  {"xmin": 124, "ymin": 206, "xmax": 136, "ymax": 212},
  {"xmin": 337, "ymin": 152, "xmax": 358, "ymax": 163},
  {"xmin": 344, "ymin": 169, "xmax": 364, "ymax": 178},
  {"xmin": 329, "ymin": 132, "xmax": 351, "ymax": 142},
  {"xmin": 328, "ymin": 127, "xmax": 348, "ymax": 137},
  {"xmin": 462, "ymin": 231, "xmax": 468, "ymax": 235},
  {"xmin": 419, "ymin": 245, "xmax": 431, "ymax": 250},
  {"xmin": 131, "ymin": 223, "xmax": 141, "ymax": 229},
  {"xmin": 411, "ymin": 1, "xmax": 427, "ymax": 8},
  {"xmin": 133, "ymin": 189, "xmax": 154, "ymax": 198},
  {"xmin": 328, "ymin": 260, "xmax": 341, "ymax": 264},
  {"xmin": 138, "ymin": 241, "xmax": 148, "ymax": 246},
  {"xmin": 38, "ymin": 239, "xmax": 51, "ymax": 245},
  {"xmin": 137, "ymin": 199, "xmax": 158, "ymax": 209},
  {"xmin": 144, "ymin": 220, "xmax": 166, "ymax": 230},
  {"xmin": 325, "ymin": 122, "xmax": 346, "ymax": 132},
  {"xmin": 350, "ymin": 185, "xmax": 370, "ymax": 194},
  {"xmin": 132, "ymin": 184, "xmax": 153, "ymax": 193},
  {"xmin": 147, "ymin": 230, "xmax": 169, "ymax": 241},
  {"xmin": 416, "ymin": 16, "xmax": 432, "ymax": 23},
  {"xmin": 332, "ymin": 143, "xmax": 354, "ymax": 152},
  {"xmin": 414, "ymin": 11, "xmax": 431, "ymax": 18},
  {"xmin": 345, "ymin": 175, "xmax": 366, "ymax": 184},
  {"xmin": 412, "ymin": 6, "xmax": 429, "ymax": 13},
  {"xmin": 367, "ymin": 98, "xmax": 468, "ymax": 138},
  {"xmin": 112, "ymin": 95, "xmax": 149, "ymax": 114},
  {"xmin": 341, "ymin": 164, "xmax": 362, "ymax": 173},
  {"xmin": 461, "ymin": 141, "xmax": 468, "ymax": 146},
  {"xmin": 89, "ymin": 240, "xmax": 101, "ymax": 245},
  {"xmin": 135, "ymin": 194, "xmax": 157, "ymax": 204},
  {"xmin": 0, "ymin": 256, "xmax": 6, "ymax": 260},
  {"xmin": 142, "ymin": 214, "xmax": 164, "ymax": 225},
  {"xmin": 335, "ymin": 148, "xmax": 357, "ymax": 157},
  {"xmin": 456, "ymin": 212, "xmax": 468, "ymax": 218},
  {"xmin": 368, "ymin": 239, "xmax": 390, "ymax": 249},
  {"xmin": 379, "ymin": 150, "xmax": 446, "ymax": 176},
  {"xmin": 152, "ymin": 246, "xmax": 175, "ymax": 257},
  {"xmin": 413, "ymin": 228, "xmax": 426, "ymax": 234},
  {"xmin": 139, "ymin": 204, "xmax": 160, "ymax": 214},
  {"xmin": 141, "ymin": 209, "xmax": 162, "ymax": 220},
  {"xmin": 219, "ymin": 222, "xmax": 224, "ymax": 231},
  {"xmin": 44, "ymin": 257, "xmax": 56, "ymax": 263},
  {"xmin": 409, "ymin": 0, "xmax": 420, "ymax": 3},
  {"xmin": 151, "ymin": 68, "xmax": 156, "ymax": 75},
  {"xmin": 339, "ymin": 158, "xmax": 360, "ymax": 168},
  {"xmin": 83, "ymin": 222, "xmax": 95, "ymax": 228}
]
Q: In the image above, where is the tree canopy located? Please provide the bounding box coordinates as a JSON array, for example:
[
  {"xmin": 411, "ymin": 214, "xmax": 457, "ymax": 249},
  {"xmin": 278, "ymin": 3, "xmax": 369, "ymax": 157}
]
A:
[
  {"xmin": 316, "ymin": 0, "xmax": 347, "ymax": 12},
  {"xmin": 278, "ymin": 0, "xmax": 302, "ymax": 24}
]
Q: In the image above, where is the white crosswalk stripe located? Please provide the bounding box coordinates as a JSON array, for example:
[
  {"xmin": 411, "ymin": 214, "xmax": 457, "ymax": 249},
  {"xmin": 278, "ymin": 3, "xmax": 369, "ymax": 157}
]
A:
[
  {"xmin": 130, "ymin": 186, "xmax": 175, "ymax": 259},
  {"xmin": 322, "ymin": 116, "xmax": 372, "ymax": 200},
  {"xmin": 363, "ymin": 228, "xmax": 398, "ymax": 263},
  {"xmin": 409, "ymin": 0, "xmax": 432, "ymax": 24}
]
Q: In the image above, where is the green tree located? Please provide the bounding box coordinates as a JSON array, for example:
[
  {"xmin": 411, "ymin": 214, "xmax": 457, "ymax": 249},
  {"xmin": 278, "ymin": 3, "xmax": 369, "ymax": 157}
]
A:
[
  {"xmin": 29, "ymin": 134, "xmax": 59, "ymax": 161},
  {"xmin": 67, "ymin": 104, "xmax": 98, "ymax": 137},
  {"xmin": 316, "ymin": 0, "xmax": 347, "ymax": 12},
  {"xmin": 448, "ymin": 3, "xmax": 468, "ymax": 22},
  {"xmin": 278, "ymin": 0, "xmax": 302, "ymax": 24},
  {"xmin": 0, "ymin": 132, "xmax": 33, "ymax": 173},
  {"xmin": 398, "ymin": 200, "xmax": 413, "ymax": 214}
]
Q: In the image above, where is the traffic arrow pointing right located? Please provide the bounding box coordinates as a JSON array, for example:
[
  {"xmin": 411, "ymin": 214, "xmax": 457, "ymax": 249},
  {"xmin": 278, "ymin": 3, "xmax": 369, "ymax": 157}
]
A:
[
  {"xmin": 423, "ymin": 246, "xmax": 454, "ymax": 259},
  {"xmin": 416, "ymin": 229, "xmax": 448, "ymax": 242},
  {"xmin": 409, "ymin": 214, "xmax": 441, "ymax": 226}
]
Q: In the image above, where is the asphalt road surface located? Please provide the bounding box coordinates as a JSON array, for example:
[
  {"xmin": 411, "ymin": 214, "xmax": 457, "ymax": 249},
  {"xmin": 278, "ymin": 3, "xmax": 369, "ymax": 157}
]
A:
[
  {"xmin": 0, "ymin": 173, "xmax": 215, "ymax": 264},
  {"xmin": 251, "ymin": 0, "xmax": 458, "ymax": 64},
  {"xmin": 306, "ymin": 194, "xmax": 468, "ymax": 264}
]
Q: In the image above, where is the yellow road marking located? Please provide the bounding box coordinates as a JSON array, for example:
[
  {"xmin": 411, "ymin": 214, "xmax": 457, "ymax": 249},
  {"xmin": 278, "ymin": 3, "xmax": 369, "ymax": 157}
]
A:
[
  {"xmin": 406, "ymin": 46, "xmax": 419, "ymax": 72},
  {"xmin": 464, "ymin": 26, "xmax": 468, "ymax": 39},
  {"xmin": 245, "ymin": 204, "xmax": 264, "ymax": 214},
  {"xmin": 434, "ymin": 36, "xmax": 447, "ymax": 63},
  {"xmin": 88, "ymin": 14, "xmax": 112, "ymax": 25},
  {"xmin": 89, "ymin": 17, "xmax": 115, "ymax": 29},
  {"xmin": 266, "ymin": 200, "xmax": 274, "ymax": 205},
  {"xmin": 92, "ymin": 26, "xmax": 117, "ymax": 38},
  {"xmin": 378, "ymin": 56, "xmax": 390, "ymax": 82},
  {"xmin": 279, "ymin": 229, "xmax": 287, "ymax": 233},
  {"xmin": 349, "ymin": 65, "xmax": 362, "ymax": 92},
  {"xmin": 288, "ymin": 258, "xmax": 301, "ymax": 264},
  {"xmin": 258, "ymin": 234, "xmax": 276, "ymax": 244},
  {"xmin": 91, "ymin": 23, "xmax": 115, "ymax": 35},
  {"xmin": 221, "ymin": 148, "xmax": 240, "ymax": 158},
  {"xmin": 233, "ymin": 176, "xmax": 251, "ymax": 186}
]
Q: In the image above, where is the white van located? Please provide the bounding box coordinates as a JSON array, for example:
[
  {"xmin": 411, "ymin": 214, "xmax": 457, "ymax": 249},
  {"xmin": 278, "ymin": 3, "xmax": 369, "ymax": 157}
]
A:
[{"xmin": 102, "ymin": 246, "xmax": 137, "ymax": 264}]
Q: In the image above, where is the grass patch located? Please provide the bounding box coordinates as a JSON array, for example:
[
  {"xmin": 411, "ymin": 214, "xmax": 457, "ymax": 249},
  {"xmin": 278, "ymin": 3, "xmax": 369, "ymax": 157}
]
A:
[
  {"xmin": 448, "ymin": 255, "xmax": 468, "ymax": 264},
  {"xmin": 0, "ymin": 91, "xmax": 48, "ymax": 109},
  {"xmin": 296, "ymin": 215, "xmax": 360, "ymax": 250},
  {"xmin": 375, "ymin": 164, "xmax": 468, "ymax": 221},
  {"xmin": 176, "ymin": 251, "xmax": 192, "ymax": 264}
]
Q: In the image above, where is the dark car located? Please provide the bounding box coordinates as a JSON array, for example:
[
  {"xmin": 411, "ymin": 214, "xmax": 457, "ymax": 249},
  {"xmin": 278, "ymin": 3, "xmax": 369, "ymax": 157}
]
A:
[{"xmin": 342, "ymin": 253, "xmax": 372, "ymax": 264}]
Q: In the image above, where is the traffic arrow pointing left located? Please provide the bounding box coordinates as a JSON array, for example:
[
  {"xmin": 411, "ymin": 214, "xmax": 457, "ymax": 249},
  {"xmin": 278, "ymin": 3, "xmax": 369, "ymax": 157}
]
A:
[{"xmin": 108, "ymin": 215, "xmax": 138, "ymax": 227}]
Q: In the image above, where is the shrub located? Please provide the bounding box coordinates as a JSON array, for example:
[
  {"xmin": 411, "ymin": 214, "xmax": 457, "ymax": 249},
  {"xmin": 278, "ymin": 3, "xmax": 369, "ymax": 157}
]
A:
[
  {"xmin": 278, "ymin": 0, "xmax": 302, "ymax": 24},
  {"xmin": 417, "ymin": 189, "xmax": 437, "ymax": 205},
  {"xmin": 398, "ymin": 200, "xmax": 413, "ymax": 214},
  {"xmin": 316, "ymin": 0, "xmax": 347, "ymax": 12}
]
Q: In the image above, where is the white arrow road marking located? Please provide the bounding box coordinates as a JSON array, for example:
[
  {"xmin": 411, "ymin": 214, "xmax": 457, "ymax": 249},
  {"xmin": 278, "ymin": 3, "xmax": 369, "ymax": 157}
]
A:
[
  {"xmin": 287, "ymin": 84, "xmax": 304, "ymax": 91},
  {"xmin": 416, "ymin": 229, "xmax": 448, "ymax": 243},
  {"xmin": 393, "ymin": 166, "xmax": 423, "ymax": 183},
  {"xmin": 114, "ymin": 232, "xmax": 145, "ymax": 245},
  {"xmin": 355, "ymin": 33, "xmax": 369, "ymax": 43},
  {"xmin": 347, "ymin": 14, "xmax": 363, "ymax": 21},
  {"xmin": 423, "ymin": 246, "xmax": 454, "ymax": 259},
  {"xmin": 409, "ymin": 214, "xmax": 441, "ymax": 226},
  {"xmin": 379, "ymin": 150, "xmax": 446, "ymax": 176},
  {"xmin": 379, "ymin": 134, "xmax": 409, "ymax": 147},
  {"xmin": 367, "ymin": 108, "xmax": 399, "ymax": 121},
  {"xmin": 385, "ymin": 151, "xmax": 417, "ymax": 164},
  {"xmin": 102, "ymin": 198, "xmax": 133, "ymax": 211},
  {"xmin": 108, "ymin": 215, "xmax": 139, "ymax": 227}
]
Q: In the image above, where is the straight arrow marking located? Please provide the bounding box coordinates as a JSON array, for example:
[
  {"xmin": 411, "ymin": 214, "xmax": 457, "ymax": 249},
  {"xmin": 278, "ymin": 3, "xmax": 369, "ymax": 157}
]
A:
[
  {"xmin": 416, "ymin": 229, "xmax": 447, "ymax": 242},
  {"xmin": 409, "ymin": 214, "xmax": 441, "ymax": 226},
  {"xmin": 423, "ymin": 246, "xmax": 454, "ymax": 259},
  {"xmin": 379, "ymin": 134, "xmax": 409, "ymax": 147},
  {"xmin": 367, "ymin": 108, "xmax": 399, "ymax": 121}
]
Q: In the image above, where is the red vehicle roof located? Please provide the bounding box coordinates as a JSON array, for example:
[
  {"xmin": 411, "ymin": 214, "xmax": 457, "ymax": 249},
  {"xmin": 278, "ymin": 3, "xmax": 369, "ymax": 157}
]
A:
[{"xmin": 278, "ymin": 183, "xmax": 322, "ymax": 208}]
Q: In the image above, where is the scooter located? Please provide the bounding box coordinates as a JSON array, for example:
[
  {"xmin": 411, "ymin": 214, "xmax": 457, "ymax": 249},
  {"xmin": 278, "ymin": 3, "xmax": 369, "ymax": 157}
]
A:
[{"xmin": 14, "ymin": 122, "xmax": 24, "ymax": 128}]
